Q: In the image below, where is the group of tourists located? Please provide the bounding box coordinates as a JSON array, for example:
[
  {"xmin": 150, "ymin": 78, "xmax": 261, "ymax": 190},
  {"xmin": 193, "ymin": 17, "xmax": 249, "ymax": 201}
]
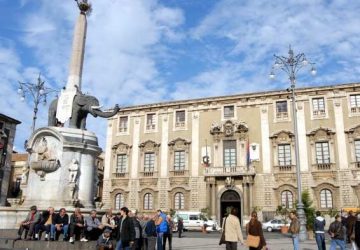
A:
[
  {"xmin": 221, "ymin": 208, "xmax": 360, "ymax": 250},
  {"xmin": 16, "ymin": 205, "xmax": 177, "ymax": 250}
]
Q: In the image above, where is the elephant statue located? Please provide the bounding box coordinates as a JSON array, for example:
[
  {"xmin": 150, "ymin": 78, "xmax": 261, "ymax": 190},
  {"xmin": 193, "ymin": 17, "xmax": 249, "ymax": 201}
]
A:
[{"xmin": 48, "ymin": 93, "xmax": 119, "ymax": 130}]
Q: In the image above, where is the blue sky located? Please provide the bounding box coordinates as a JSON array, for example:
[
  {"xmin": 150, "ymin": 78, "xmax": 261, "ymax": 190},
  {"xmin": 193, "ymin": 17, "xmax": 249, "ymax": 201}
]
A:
[{"xmin": 1, "ymin": 0, "xmax": 360, "ymax": 151}]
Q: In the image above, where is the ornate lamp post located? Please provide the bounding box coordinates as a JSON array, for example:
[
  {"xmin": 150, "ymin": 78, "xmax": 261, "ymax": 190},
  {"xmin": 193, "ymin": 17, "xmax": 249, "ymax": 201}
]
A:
[
  {"xmin": 269, "ymin": 46, "xmax": 316, "ymax": 241},
  {"xmin": 17, "ymin": 74, "xmax": 57, "ymax": 133}
]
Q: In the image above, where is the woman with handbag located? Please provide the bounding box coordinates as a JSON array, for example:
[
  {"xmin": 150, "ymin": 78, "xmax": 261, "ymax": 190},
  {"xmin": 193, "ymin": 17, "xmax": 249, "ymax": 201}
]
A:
[
  {"xmin": 221, "ymin": 207, "xmax": 244, "ymax": 250},
  {"xmin": 246, "ymin": 211, "xmax": 266, "ymax": 250}
]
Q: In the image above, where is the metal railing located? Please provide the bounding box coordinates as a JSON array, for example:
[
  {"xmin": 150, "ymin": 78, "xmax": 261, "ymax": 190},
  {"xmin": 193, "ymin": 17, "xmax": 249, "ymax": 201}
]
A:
[
  {"xmin": 276, "ymin": 112, "xmax": 289, "ymax": 119},
  {"xmin": 204, "ymin": 166, "xmax": 254, "ymax": 176}
]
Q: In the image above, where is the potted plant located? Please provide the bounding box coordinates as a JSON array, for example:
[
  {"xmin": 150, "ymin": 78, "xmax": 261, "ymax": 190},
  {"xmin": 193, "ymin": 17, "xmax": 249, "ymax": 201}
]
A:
[
  {"xmin": 302, "ymin": 190, "xmax": 315, "ymax": 240},
  {"xmin": 276, "ymin": 205, "xmax": 289, "ymax": 234}
]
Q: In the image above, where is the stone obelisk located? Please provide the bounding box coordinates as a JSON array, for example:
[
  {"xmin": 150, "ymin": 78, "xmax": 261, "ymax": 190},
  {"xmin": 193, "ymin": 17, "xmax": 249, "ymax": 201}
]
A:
[
  {"xmin": 56, "ymin": 1, "xmax": 89, "ymax": 124},
  {"xmin": 22, "ymin": 1, "xmax": 100, "ymax": 209}
]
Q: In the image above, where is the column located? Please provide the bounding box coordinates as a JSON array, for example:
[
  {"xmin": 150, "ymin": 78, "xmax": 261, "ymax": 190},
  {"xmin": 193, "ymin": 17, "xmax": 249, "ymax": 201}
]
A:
[
  {"xmin": 131, "ymin": 117, "xmax": 140, "ymax": 178},
  {"xmin": 191, "ymin": 111, "xmax": 200, "ymax": 176},
  {"xmin": 102, "ymin": 118, "xmax": 115, "ymax": 208},
  {"xmin": 211, "ymin": 184, "xmax": 216, "ymax": 218},
  {"xmin": 243, "ymin": 182, "xmax": 249, "ymax": 216},
  {"xmin": 297, "ymin": 102, "xmax": 309, "ymax": 171},
  {"xmin": 333, "ymin": 99, "xmax": 349, "ymax": 169},
  {"xmin": 160, "ymin": 114, "xmax": 169, "ymax": 177},
  {"xmin": 260, "ymin": 106, "xmax": 271, "ymax": 173}
]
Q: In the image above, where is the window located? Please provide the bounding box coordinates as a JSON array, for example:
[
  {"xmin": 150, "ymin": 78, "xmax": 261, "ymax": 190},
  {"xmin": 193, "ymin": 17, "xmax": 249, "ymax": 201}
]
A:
[
  {"xmin": 0, "ymin": 122, "xmax": 3, "ymax": 130},
  {"xmin": 320, "ymin": 189, "xmax": 333, "ymax": 208},
  {"xmin": 281, "ymin": 190, "xmax": 294, "ymax": 209},
  {"xmin": 116, "ymin": 154, "xmax": 127, "ymax": 173},
  {"xmin": 115, "ymin": 193, "xmax": 125, "ymax": 210},
  {"xmin": 189, "ymin": 215, "xmax": 199, "ymax": 220},
  {"xmin": 174, "ymin": 151, "xmax": 185, "ymax": 171},
  {"xmin": 144, "ymin": 193, "xmax": 153, "ymax": 210},
  {"xmin": 350, "ymin": 94, "xmax": 360, "ymax": 108},
  {"xmin": 174, "ymin": 192, "xmax": 185, "ymax": 210},
  {"xmin": 144, "ymin": 153, "xmax": 155, "ymax": 172},
  {"xmin": 224, "ymin": 105, "xmax": 235, "ymax": 119},
  {"xmin": 276, "ymin": 101, "xmax": 288, "ymax": 119},
  {"xmin": 315, "ymin": 142, "xmax": 330, "ymax": 164},
  {"xmin": 175, "ymin": 111, "xmax": 185, "ymax": 127},
  {"xmin": 278, "ymin": 144, "xmax": 291, "ymax": 166},
  {"xmin": 118, "ymin": 117, "xmax": 128, "ymax": 133},
  {"xmin": 312, "ymin": 98, "xmax": 325, "ymax": 116},
  {"xmin": 355, "ymin": 140, "xmax": 360, "ymax": 162},
  {"xmin": 223, "ymin": 140, "xmax": 236, "ymax": 167},
  {"xmin": 146, "ymin": 113, "xmax": 156, "ymax": 130}
]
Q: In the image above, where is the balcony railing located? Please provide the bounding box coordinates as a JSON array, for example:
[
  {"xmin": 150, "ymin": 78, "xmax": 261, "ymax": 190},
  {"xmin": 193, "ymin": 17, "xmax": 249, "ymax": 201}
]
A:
[
  {"xmin": 275, "ymin": 165, "xmax": 294, "ymax": 172},
  {"xmin": 169, "ymin": 169, "xmax": 188, "ymax": 177},
  {"xmin": 204, "ymin": 166, "xmax": 255, "ymax": 176},
  {"xmin": 112, "ymin": 172, "xmax": 128, "ymax": 178},
  {"xmin": 141, "ymin": 171, "xmax": 157, "ymax": 177},
  {"xmin": 313, "ymin": 110, "xmax": 326, "ymax": 117},
  {"xmin": 313, "ymin": 163, "xmax": 334, "ymax": 171},
  {"xmin": 276, "ymin": 112, "xmax": 288, "ymax": 119},
  {"xmin": 351, "ymin": 107, "xmax": 360, "ymax": 114},
  {"xmin": 175, "ymin": 121, "xmax": 185, "ymax": 128},
  {"xmin": 118, "ymin": 127, "xmax": 127, "ymax": 133},
  {"xmin": 146, "ymin": 124, "xmax": 156, "ymax": 130}
]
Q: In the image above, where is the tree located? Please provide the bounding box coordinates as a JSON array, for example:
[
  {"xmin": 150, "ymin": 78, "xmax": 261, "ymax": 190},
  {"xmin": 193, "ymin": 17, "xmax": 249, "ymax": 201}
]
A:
[{"xmin": 302, "ymin": 190, "xmax": 315, "ymax": 231}]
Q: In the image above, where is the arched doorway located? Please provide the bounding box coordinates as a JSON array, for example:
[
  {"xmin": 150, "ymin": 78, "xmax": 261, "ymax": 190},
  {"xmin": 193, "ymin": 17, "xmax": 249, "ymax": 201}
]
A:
[{"xmin": 220, "ymin": 190, "xmax": 241, "ymax": 223}]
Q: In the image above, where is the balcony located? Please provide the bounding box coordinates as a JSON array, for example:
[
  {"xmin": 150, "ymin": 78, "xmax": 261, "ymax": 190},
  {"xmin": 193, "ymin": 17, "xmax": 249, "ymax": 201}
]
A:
[
  {"xmin": 351, "ymin": 107, "xmax": 360, "ymax": 114},
  {"xmin": 175, "ymin": 121, "xmax": 185, "ymax": 128},
  {"xmin": 274, "ymin": 165, "xmax": 295, "ymax": 173},
  {"xmin": 313, "ymin": 163, "xmax": 334, "ymax": 171},
  {"xmin": 112, "ymin": 172, "xmax": 128, "ymax": 178},
  {"xmin": 313, "ymin": 109, "xmax": 326, "ymax": 118},
  {"xmin": 169, "ymin": 169, "xmax": 188, "ymax": 177},
  {"xmin": 146, "ymin": 124, "xmax": 156, "ymax": 131},
  {"xmin": 140, "ymin": 171, "xmax": 157, "ymax": 177},
  {"xmin": 276, "ymin": 112, "xmax": 288, "ymax": 120},
  {"xmin": 118, "ymin": 127, "xmax": 128, "ymax": 133},
  {"xmin": 204, "ymin": 166, "xmax": 255, "ymax": 177}
]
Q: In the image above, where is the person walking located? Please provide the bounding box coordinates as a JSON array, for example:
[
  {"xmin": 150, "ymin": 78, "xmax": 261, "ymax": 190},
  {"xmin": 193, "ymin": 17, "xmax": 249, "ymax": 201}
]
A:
[
  {"xmin": 155, "ymin": 210, "xmax": 168, "ymax": 250},
  {"xmin": 328, "ymin": 215, "xmax": 346, "ymax": 250},
  {"xmin": 115, "ymin": 207, "xmax": 135, "ymax": 250},
  {"xmin": 145, "ymin": 214, "xmax": 157, "ymax": 250},
  {"xmin": 177, "ymin": 218, "xmax": 183, "ymax": 238},
  {"xmin": 289, "ymin": 211, "xmax": 300, "ymax": 250},
  {"xmin": 246, "ymin": 211, "xmax": 266, "ymax": 250},
  {"xmin": 351, "ymin": 213, "xmax": 360, "ymax": 250},
  {"xmin": 163, "ymin": 215, "xmax": 173, "ymax": 250},
  {"xmin": 222, "ymin": 207, "xmax": 243, "ymax": 250},
  {"xmin": 347, "ymin": 211, "xmax": 357, "ymax": 244},
  {"xmin": 314, "ymin": 211, "xmax": 326, "ymax": 250}
]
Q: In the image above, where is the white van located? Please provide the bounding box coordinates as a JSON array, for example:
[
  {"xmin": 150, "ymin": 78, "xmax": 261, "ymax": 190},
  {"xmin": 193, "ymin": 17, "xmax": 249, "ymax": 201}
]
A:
[{"xmin": 172, "ymin": 211, "xmax": 220, "ymax": 232}]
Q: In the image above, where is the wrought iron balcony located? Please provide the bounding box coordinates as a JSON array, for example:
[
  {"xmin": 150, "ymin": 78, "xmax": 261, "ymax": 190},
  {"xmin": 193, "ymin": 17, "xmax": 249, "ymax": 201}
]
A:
[
  {"xmin": 312, "ymin": 163, "xmax": 334, "ymax": 171},
  {"xmin": 350, "ymin": 107, "xmax": 360, "ymax": 114},
  {"xmin": 204, "ymin": 166, "xmax": 255, "ymax": 176},
  {"xmin": 140, "ymin": 171, "xmax": 157, "ymax": 177},
  {"xmin": 313, "ymin": 109, "xmax": 326, "ymax": 117},
  {"xmin": 276, "ymin": 111, "xmax": 288, "ymax": 120}
]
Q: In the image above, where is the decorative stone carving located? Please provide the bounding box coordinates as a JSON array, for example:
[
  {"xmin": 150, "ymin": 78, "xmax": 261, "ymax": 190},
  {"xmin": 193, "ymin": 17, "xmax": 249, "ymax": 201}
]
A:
[
  {"xmin": 112, "ymin": 142, "xmax": 132, "ymax": 156},
  {"xmin": 210, "ymin": 120, "xmax": 249, "ymax": 141},
  {"xmin": 345, "ymin": 124, "xmax": 360, "ymax": 142},
  {"xmin": 21, "ymin": 165, "xmax": 30, "ymax": 184},
  {"xmin": 270, "ymin": 130, "xmax": 294, "ymax": 145},
  {"xmin": 29, "ymin": 137, "xmax": 61, "ymax": 180},
  {"xmin": 225, "ymin": 176, "xmax": 235, "ymax": 189},
  {"xmin": 139, "ymin": 140, "xmax": 160, "ymax": 154},
  {"xmin": 168, "ymin": 138, "xmax": 191, "ymax": 153},
  {"xmin": 307, "ymin": 127, "xmax": 335, "ymax": 143},
  {"xmin": 68, "ymin": 159, "xmax": 79, "ymax": 183}
]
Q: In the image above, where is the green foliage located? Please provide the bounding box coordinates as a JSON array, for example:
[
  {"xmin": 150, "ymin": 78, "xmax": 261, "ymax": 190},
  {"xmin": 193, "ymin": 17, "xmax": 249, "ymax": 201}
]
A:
[
  {"xmin": 252, "ymin": 206, "xmax": 262, "ymax": 212},
  {"xmin": 302, "ymin": 190, "xmax": 316, "ymax": 230},
  {"xmin": 276, "ymin": 205, "xmax": 289, "ymax": 224},
  {"xmin": 325, "ymin": 208, "xmax": 339, "ymax": 218},
  {"xmin": 200, "ymin": 207, "xmax": 210, "ymax": 221},
  {"xmin": 169, "ymin": 209, "xmax": 176, "ymax": 217}
]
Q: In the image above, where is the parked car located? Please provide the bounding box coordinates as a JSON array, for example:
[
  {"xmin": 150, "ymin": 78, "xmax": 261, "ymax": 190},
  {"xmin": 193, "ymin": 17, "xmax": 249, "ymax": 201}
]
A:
[
  {"xmin": 262, "ymin": 219, "xmax": 290, "ymax": 232},
  {"xmin": 172, "ymin": 211, "xmax": 220, "ymax": 232}
]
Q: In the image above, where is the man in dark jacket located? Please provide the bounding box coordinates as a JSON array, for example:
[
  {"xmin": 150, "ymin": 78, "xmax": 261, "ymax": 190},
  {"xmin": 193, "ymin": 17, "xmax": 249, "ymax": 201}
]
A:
[
  {"xmin": 328, "ymin": 215, "xmax": 346, "ymax": 250},
  {"xmin": 346, "ymin": 210, "xmax": 357, "ymax": 244},
  {"xmin": 51, "ymin": 208, "xmax": 69, "ymax": 241},
  {"xmin": 34, "ymin": 207, "xmax": 55, "ymax": 240},
  {"xmin": 314, "ymin": 211, "xmax": 326, "ymax": 250},
  {"xmin": 145, "ymin": 215, "xmax": 157, "ymax": 250},
  {"xmin": 69, "ymin": 207, "xmax": 85, "ymax": 243},
  {"xmin": 115, "ymin": 207, "xmax": 135, "ymax": 250},
  {"xmin": 97, "ymin": 228, "xmax": 114, "ymax": 250}
]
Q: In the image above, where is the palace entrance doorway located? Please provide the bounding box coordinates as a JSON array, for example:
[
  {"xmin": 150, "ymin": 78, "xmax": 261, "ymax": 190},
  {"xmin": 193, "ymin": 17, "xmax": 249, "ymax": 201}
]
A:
[{"xmin": 220, "ymin": 190, "xmax": 241, "ymax": 223}]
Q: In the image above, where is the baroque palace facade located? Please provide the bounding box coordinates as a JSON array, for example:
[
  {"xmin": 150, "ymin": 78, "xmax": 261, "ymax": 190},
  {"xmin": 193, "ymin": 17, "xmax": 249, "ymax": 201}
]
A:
[{"xmin": 102, "ymin": 83, "xmax": 360, "ymax": 223}]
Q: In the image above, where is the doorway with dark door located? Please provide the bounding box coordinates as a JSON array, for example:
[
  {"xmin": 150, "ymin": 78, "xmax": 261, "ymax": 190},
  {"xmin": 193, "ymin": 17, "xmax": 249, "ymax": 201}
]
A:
[{"xmin": 220, "ymin": 190, "xmax": 241, "ymax": 226}]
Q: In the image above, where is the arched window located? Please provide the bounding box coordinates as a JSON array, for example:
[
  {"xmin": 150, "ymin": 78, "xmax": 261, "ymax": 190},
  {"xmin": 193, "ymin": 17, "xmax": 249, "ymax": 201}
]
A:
[
  {"xmin": 115, "ymin": 193, "xmax": 124, "ymax": 210},
  {"xmin": 144, "ymin": 193, "xmax": 153, "ymax": 210},
  {"xmin": 174, "ymin": 192, "xmax": 185, "ymax": 210},
  {"xmin": 281, "ymin": 190, "xmax": 293, "ymax": 209},
  {"xmin": 320, "ymin": 189, "xmax": 333, "ymax": 208}
]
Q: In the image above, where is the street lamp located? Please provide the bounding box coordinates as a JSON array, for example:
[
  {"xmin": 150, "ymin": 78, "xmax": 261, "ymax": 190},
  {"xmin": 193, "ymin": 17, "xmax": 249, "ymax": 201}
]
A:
[
  {"xmin": 269, "ymin": 45, "xmax": 316, "ymax": 241},
  {"xmin": 17, "ymin": 74, "xmax": 57, "ymax": 133}
]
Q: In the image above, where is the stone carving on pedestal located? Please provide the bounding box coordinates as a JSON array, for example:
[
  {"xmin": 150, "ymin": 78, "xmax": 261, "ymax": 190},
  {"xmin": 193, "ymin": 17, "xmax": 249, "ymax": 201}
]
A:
[
  {"xmin": 29, "ymin": 137, "xmax": 61, "ymax": 181},
  {"xmin": 68, "ymin": 159, "xmax": 80, "ymax": 205},
  {"xmin": 21, "ymin": 165, "xmax": 30, "ymax": 184}
]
